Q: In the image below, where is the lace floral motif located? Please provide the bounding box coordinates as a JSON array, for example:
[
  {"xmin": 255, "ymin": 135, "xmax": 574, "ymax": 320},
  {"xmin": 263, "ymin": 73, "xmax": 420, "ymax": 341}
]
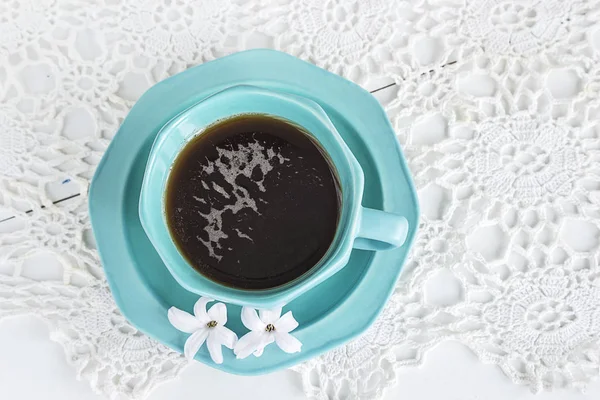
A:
[
  {"xmin": 483, "ymin": 266, "xmax": 600, "ymax": 365},
  {"xmin": 269, "ymin": 0, "xmax": 395, "ymax": 81},
  {"xmin": 0, "ymin": 113, "xmax": 38, "ymax": 177},
  {"xmin": 461, "ymin": 0, "xmax": 572, "ymax": 55},
  {"xmin": 454, "ymin": 114, "xmax": 590, "ymax": 205},
  {"xmin": 453, "ymin": 254, "xmax": 600, "ymax": 392},
  {"xmin": 1, "ymin": 0, "xmax": 600, "ymax": 399},
  {"xmin": 49, "ymin": 284, "xmax": 189, "ymax": 398},
  {"xmin": 118, "ymin": 0, "xmax": 240, "ymax": 62}
]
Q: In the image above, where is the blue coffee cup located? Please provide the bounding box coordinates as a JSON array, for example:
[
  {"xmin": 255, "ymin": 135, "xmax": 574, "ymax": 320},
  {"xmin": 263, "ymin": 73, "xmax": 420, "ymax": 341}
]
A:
[{"xmin": 139, "ymin": 85, "xmax": 408, "ymax": 308}]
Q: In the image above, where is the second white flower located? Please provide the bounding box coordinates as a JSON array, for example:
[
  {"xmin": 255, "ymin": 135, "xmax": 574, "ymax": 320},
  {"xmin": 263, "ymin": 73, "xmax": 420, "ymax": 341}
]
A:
[{"xmin": 234, "ymin": 307, "xmax": 302, "ymax": 359}]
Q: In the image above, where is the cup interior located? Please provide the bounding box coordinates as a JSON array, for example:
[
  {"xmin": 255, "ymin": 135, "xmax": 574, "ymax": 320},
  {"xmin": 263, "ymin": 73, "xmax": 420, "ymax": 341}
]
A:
[{"xmin": 139, "ymin": 85, "xmax": 364, "ymax": 307}]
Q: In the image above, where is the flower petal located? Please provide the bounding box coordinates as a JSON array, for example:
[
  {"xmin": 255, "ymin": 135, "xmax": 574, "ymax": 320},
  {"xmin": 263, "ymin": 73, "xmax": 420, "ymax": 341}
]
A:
[
  {"xmin": 253, "ymin": 346, "xmax": 265, "ymax": 357},
  {"xmin": 274, "ymin": 311, "xmax": 298, "ymax": 333},
  {"xmin": 184, "ymin": 328, "xmax": 209, "ymax": 360},
  {"xmin": 253, "ymin": 334, "xmax": 275, "ymax": 357},
  {"xmin": 193, "ymin": 297, "xmax": 214, "ymax": 323},
  {"xmin": 168, "ymin": 307, "xmax": 202, "ymax": 333},
  {"xmin": 234, "ymin": 331, "xmax": 267, "ymax": 359},
  {"xmin": 207, "ymin": 333, "xmax": 224, "ymax": 364},
  {"xmin": 259, "ymin": 307, "xmax": 282, "ymax": 324},
  {"xmin": 275, "ymin": 332, "xmax": 302, "ymax": 354},
  {"xmin": 213, "ymin": 325, "xmax": 238, "ymax": 349},
  {"xmin": 241, "ymin": 307, "xmax": 266, "ymax": 331},
  {"xmin": 207, "ymin": 302, "xmax": 227, "ymax": 325}
]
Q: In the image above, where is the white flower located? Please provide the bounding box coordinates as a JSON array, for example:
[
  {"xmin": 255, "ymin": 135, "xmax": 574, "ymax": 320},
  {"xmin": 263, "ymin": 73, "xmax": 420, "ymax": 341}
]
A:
[
  {"xmin": 168, "ymin": 297, "xmax": 237, "ymax": 364},
  {"xmin": 234, "ymin": 307, "xmax": 302, "ymax": 359}
]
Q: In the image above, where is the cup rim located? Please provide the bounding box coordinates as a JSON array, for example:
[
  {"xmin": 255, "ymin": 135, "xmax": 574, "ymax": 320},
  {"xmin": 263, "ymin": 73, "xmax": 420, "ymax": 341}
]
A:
[{"xmin": 139, "ymin": 85, "xmax": 365, "ymax": 308}]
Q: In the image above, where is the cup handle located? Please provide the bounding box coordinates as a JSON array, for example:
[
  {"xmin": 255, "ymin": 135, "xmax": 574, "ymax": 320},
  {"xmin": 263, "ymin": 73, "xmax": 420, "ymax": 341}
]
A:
[{"xmin": 353, "ymin": 207, "xmax": 409, "ymax": 251}]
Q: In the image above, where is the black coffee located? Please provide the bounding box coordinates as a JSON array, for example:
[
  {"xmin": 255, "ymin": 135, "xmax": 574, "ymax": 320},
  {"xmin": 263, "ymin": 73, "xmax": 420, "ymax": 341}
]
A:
[{"xmin": 165, "ymin": 114, "xmax": 340, "ymax": 290}]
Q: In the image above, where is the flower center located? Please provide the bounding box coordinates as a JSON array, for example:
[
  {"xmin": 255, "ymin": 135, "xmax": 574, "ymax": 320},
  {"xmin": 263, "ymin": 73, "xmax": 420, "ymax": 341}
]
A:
[
  {"xmin": 207, "ymin": 320, "xmax": 217, "ymax": 328},
  {"xmin": 265, "ymin": 324, "xmax": 275, "ymax": 332}
]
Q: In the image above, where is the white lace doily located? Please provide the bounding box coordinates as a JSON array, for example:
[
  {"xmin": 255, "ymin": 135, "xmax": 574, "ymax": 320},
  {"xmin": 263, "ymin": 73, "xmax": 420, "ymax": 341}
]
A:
[{"xmin": 2, "ymin": 0, "xmax": 600, "ymax": 399}]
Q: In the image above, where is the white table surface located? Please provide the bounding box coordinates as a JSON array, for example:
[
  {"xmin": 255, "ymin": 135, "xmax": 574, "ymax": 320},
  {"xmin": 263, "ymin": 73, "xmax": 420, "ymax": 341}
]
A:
[{"xmin": 1, "ymin": 64, "xmax": 598, "ymax": 400}]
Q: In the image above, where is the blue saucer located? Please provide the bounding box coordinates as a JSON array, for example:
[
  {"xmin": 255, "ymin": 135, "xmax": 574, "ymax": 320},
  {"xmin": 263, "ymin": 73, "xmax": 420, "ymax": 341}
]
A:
[{"xmin": 89, "ymin": 49, "xmax": 419, "ymax": 375}]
